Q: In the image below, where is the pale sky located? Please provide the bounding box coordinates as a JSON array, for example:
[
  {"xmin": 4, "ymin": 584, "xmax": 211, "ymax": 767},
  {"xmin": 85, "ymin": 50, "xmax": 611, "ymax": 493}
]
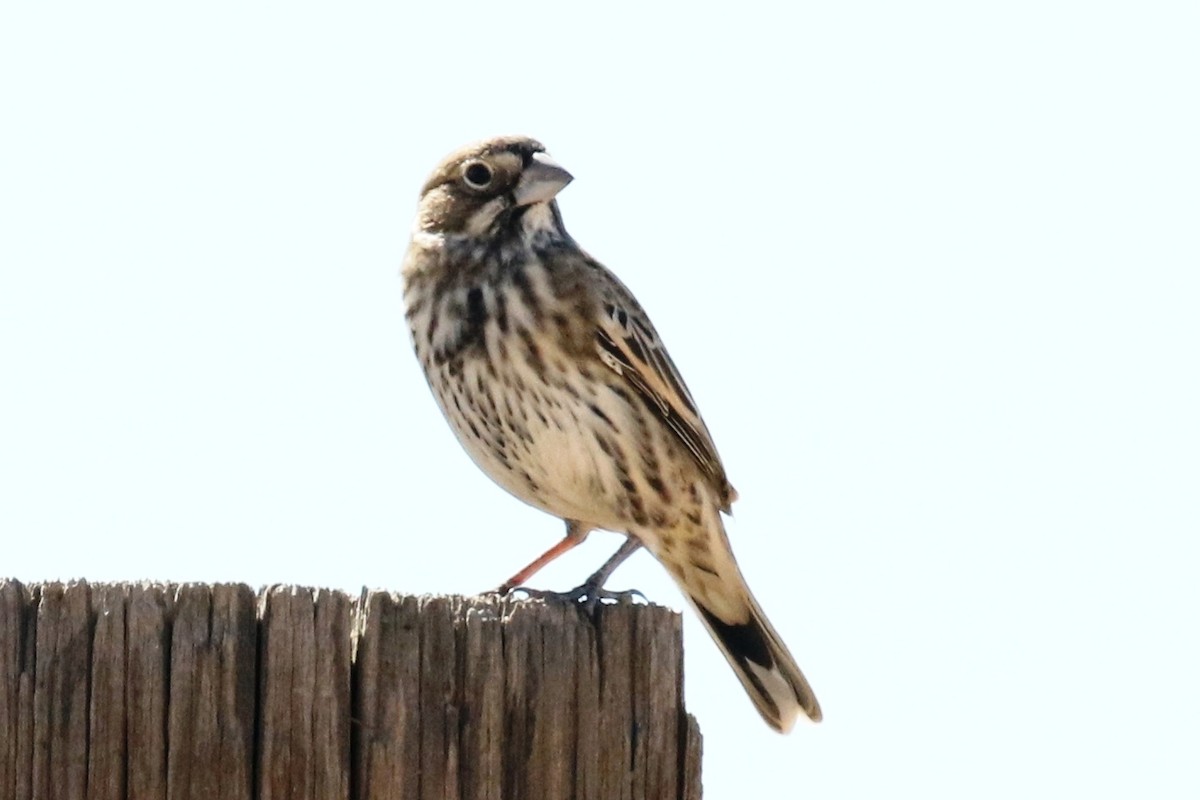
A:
[{"xmin": 2, "ymin": 2, "xmax": 1197, "ymax": 797}]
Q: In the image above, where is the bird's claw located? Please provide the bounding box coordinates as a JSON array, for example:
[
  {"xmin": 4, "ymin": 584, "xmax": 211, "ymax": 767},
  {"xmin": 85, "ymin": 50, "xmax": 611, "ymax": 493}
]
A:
[{"xmin": 504, "ymin": 583, "xmax": 647, "ymax": 613}]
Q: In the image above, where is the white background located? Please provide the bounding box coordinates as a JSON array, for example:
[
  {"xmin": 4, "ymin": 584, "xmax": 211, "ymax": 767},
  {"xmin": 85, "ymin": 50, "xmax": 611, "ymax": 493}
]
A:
[{"xmin": 2, "ymin": 2, "xmax": 1197, "ymax": 797}]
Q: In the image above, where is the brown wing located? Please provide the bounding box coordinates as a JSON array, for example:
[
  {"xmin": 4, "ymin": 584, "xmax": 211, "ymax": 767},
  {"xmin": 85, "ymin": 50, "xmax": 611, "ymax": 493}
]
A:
[{"xmin": 594, "ymin": 296, "xmax": 738, "ymax": 512}]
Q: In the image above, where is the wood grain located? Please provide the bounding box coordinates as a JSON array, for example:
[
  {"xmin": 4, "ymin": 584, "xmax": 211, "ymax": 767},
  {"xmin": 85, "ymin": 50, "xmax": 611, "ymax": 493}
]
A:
[
  {"xmin": 166, "ymin": 583, "xmax": 257, "ymax": 800},
  {"xmin": 257, "ymin": 585, "xmax": 351, "ymax": 800},
  {"xmin": 0, "ymin": 580, "xmax": 703, "ymax": 799},
  {"xmin": 32, "ymin": 581, "xmax": 91, "ymax": 800},
  {"xmin": 87, "ymin": 583, "xmax": 128, "ymax": 800}
]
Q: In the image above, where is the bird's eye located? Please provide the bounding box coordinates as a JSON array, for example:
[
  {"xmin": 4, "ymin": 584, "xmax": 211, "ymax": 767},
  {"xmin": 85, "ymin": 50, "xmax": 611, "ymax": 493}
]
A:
[{"xmin": 462, "ymin": 161, "xmax": 494, "ymax": 190}]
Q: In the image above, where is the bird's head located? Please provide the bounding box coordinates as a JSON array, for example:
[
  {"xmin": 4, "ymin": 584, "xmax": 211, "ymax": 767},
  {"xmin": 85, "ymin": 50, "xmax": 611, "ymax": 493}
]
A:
[{"xmin": 414, "ymin": 136, "xmax": 574, "ymax": 238}]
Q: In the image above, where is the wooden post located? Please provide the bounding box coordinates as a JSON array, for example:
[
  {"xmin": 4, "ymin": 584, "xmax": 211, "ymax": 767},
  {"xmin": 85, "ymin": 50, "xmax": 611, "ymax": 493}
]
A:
[{"xmin": 0, "ymin": 580, "xmax": 703, "ymax": 800}]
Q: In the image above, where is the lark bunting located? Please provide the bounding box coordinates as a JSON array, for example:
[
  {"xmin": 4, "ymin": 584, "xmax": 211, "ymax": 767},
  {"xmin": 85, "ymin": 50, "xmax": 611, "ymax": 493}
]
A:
[{"xmin": 401, "ymin": 136, "xmax": 821, "ymax": 731}]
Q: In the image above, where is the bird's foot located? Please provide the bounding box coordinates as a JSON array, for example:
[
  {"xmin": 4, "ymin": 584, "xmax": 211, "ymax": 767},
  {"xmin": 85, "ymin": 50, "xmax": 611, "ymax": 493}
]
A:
[{"xmin": 505, "ymin": 582, "xmax": 646, "ymax": 613}]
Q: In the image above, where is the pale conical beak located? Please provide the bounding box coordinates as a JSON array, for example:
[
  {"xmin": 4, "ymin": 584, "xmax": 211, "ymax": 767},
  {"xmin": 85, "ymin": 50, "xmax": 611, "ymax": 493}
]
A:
[{"xmin": 513, "ymin": 152, "xmax": 573, "ymax": 206}]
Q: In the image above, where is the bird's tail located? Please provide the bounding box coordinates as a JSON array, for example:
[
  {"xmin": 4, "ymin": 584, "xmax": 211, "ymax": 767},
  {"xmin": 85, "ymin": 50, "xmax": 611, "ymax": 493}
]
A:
[
  {"xmin": 654, "ymin": 526, "xmax": 822, "ymax": 733},
  {"xmin": 691, "ymin": 587, "xmax": 822, "ymax": 732}
]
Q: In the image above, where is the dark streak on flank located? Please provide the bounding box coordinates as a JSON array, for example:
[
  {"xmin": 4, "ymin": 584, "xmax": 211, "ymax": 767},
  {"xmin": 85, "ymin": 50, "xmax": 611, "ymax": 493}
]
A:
[
  {"xmin": 519, "ymin": 329, "xmax": 545, "ymax": 371},
  {"xmin": 646, "ymin": 475, "xmax": 671, "ymax": 502},
  {"xmin": 608, "ymin": 385, "xmax": 632, "ymax": 404},
  {"xmin": 684, "ymin": 537, "xmax": 708, "ymax": 558},
  {"xmin": 589, "ymin": 403, "xmax": 615, "ymax": 429},
  {"xmin": 592, "ymin": 431, "xmax": 616, "ymax": 458},
  {"xmin": 520, "ymin": 469, "xmax": 539, "ymax": 493},
  {"xmin": 629, "ymin": 494, "xmax": 648, "ymax": 526}
]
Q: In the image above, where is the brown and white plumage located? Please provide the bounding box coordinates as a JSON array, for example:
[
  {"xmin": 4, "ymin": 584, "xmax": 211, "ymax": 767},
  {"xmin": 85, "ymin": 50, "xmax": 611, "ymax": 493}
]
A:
[{"xmin": 402, "ymin": 136, "xmax": 822, "ymax": 731}]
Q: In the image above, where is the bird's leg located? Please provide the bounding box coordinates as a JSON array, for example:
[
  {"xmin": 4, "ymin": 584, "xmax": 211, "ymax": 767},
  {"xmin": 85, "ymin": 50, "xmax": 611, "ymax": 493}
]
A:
[
  {"xmin": 495, "ymin": 520, "xmax": 590, "ymax": 595},
  {"xmin": 566, "ymin": 535, "xmax": 645, "ymax": 606},
  {"xmin": 509, "ymin": 535, "xmax": 647, "ymax": 611}
]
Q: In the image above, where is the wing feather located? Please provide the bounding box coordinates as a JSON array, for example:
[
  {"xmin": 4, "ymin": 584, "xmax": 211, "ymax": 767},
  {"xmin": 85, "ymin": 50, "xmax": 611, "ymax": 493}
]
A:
[{"xmin": 595, "ymin": 300, "xmax": 738, "ymax": 511}]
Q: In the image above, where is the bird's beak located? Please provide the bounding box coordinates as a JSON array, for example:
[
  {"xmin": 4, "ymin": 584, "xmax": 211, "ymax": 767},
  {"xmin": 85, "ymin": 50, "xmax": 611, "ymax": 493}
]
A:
[{"xmin": 513, "ymin": 152, "xmax": 573, "ymax": 206}]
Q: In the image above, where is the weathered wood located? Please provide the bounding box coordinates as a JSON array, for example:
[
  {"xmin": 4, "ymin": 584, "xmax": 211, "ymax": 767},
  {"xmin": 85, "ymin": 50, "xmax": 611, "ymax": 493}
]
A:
[
  {"xmin": 637, "ymin": 604, "xmax": 682, "ymax": 800},
  {"xmin": 455, "ymin": 601, "xmax": 504, "ymax": 800},
  {"xmin": 597, "ymin": 603, "xmax": 636, "ymax": 800},
  {"xmin": 87, "ymin": 584, "xmax": 128, "ymax": 800},
  {"xmin": 257, "ymin": 586, "xmax": 352, "ymax": 800},
  {"xmin": 1, "ymin": 579, "xmax": 32, "ymax": 800},
  {"xmin": 166, "ymin": 584, "xmax": 257, "ymax": 800},
  {"xmin": 33, "ymin": 581, "xmax": 91, "ymax": 800},
  {"xmin": 0, "ymin": 579, "xmax": 703, "ymax": 799},
  {"xmin": 353, "ymin": 591, "xmax": 421, "ymax": 800},
  {"xmin": 681, "ymin": 714, "xmax": 703, "ymax": 800},
  {"xmin": 126, "ymin": 584, "xmax": 170, "ymax": 800},
  {"xmin": 501, "ymin": 600, "xmax": 574, "ymax": 800}
]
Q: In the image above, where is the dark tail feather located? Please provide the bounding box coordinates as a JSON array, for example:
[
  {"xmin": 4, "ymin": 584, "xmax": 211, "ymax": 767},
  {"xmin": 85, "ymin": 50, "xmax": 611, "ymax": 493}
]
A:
[{"xmin": 694, "ymin": 594, "xmax": 822, "ymax": 732}]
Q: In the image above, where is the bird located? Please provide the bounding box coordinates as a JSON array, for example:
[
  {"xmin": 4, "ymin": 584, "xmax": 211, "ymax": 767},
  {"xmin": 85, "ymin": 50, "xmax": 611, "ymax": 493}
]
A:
[{"xmin": 401, "ymin": 135, "xmax": 821, "ymax": 732}]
